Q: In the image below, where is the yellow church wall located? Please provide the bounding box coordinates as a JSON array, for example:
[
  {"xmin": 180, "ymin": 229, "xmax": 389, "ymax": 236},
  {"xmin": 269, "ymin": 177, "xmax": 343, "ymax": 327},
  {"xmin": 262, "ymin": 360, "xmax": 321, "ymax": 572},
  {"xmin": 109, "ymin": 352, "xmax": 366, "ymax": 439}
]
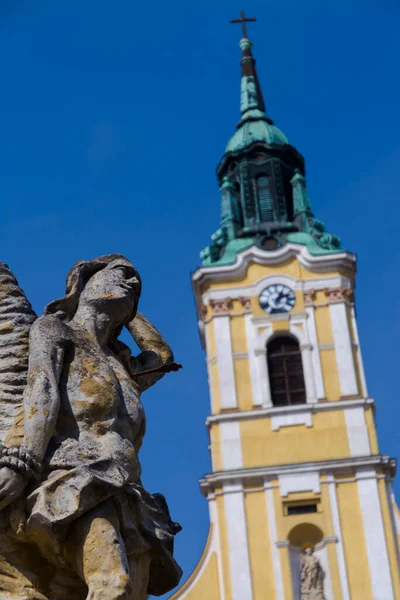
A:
[
  {"xmin": 230, "ymin": 315, "xmax": 247, "ymax": 353},
  {"xmin": 320, "ymin": 350, "xmax": 341, "ymax": 401},
  {"xmin": 209, "ymin": 362, "xmax": 220, "ymax": 414},
  {"xmin": 216, "ymin": 493, "xmax": 232, "ymax": 600},
  {"xmin": 244, "ymin": 488, "xmax": 276, "ymax": 599},
  {"xmin": 169, "ymin": 528, "xmax": 220, "ymax": 600},
  {"xmin": 314, "ymin": 305, "xmax": 333, "ymax": 344},
  {"xmin": 233, "ymin": 359, "xmax": 253, "ymax": 411},
  {"xmin": 364, "ymin": 408, "xmax": 379, "ymax": 454},
  {"xmin": 336, "ymin": 480, "xmax": 373, "ymax": 600},
  {"xmin": 240, "ymin": 411, "xmax": 350, "ymax": 469},
  {"xmin": 377, "ymin": 478, "xmax": 400, "ymax": 597}
]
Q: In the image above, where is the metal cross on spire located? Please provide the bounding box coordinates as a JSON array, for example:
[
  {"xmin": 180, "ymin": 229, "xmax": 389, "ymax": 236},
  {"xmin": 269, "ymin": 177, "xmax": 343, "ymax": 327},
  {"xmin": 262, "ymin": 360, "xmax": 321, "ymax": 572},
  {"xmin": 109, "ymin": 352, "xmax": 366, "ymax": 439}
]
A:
[{"xmin": 230, "ymin": 10, "xmax": 256, "ymax": 39}]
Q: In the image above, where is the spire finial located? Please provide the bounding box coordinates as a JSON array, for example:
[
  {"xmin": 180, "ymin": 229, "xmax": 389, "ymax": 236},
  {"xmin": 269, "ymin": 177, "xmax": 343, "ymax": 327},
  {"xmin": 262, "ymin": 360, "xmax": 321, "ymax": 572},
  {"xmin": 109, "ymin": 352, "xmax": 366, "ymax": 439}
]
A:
[{"xmin": 230, "ymin": 10, "xmax": 256, "ymax": 39}]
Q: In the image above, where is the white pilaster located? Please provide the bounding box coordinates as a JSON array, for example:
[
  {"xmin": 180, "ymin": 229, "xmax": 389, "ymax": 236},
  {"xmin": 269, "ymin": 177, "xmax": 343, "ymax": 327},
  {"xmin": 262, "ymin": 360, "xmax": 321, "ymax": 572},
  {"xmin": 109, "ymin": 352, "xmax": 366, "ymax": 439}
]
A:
[
  {"xmin": 219, "ymin": 421, "xmax": 243, "ymax": 470},
  {"xmin": 386, "ymin": 480, "xmax": 400, "ymax": 572},
  {"xmin": 213, "ymin": 315, "xmax": 238, "ymax": 409},
  {"xmin": 204, "ymin": 323, "xmax": 217, "ymax": 413},
  {"xmin": 265, "ymin": 480, "xmax": 285, "ymax": 598},
  {"xmin": 326, "ymin": 473, "xmax": 351, "ymax": 600},
  {"xmin": 256, "ymin": 348, "xmax": 272, "ymax": 407},
  {"xmin": 208, "ymin": 494, "xmax": 226, "ymax": 599},
  {"xmin": 350, "ymin": 306, "xmax": 368, "ymax": 397},
  {"xmin": 305, "ymin": 305, "xmax": 325, "ymax": 399},
  {"xmin": 356, "ymin": 468, "xmax": 395, "ymax": 600},
  {"xmin": 300, "ymin": 343, "xmax": 317, "ymax": 403},
  {"xmin": 244, "ymin": 313, "xmax": 262, "ymax": 406},
  {"xmin": 329, "ymin": 302, "xmax": 358, "ymax": 397},
  {"xmin": 223, "ymin": 482, "xmax": 253, "ymax": 599},
  {"xmin": 344, "ymin": 405, "xmax": 370, "ymax": 456}
]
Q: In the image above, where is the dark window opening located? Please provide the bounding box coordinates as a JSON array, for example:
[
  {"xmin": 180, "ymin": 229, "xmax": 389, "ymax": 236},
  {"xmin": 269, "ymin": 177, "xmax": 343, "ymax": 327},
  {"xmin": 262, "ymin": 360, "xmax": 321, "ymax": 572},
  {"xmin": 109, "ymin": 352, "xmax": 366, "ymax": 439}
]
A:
[
  {"xmin": 267, "ymin": 336, "xmax": 306, "ymax": 406},
  {"xmin": 287, "ymin": 504, "xmax": 318, "ymax": 516},
  {"xmin": 263, "ymin": 237, "xmax": 278, "ymax": 250},
  {"xmin": 255, "ymin": 175, "xmax": 273, "ymax": 222}
]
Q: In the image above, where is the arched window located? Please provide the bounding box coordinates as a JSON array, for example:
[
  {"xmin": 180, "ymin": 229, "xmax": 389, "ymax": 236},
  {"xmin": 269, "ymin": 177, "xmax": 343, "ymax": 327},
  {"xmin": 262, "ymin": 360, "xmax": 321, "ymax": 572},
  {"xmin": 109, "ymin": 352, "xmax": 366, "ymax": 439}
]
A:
[
  {"xmin": 255, "ymin": 175, "xmax": 273, "ymax": 222},
  {"xmin": 267, "ymin": 336, "xmax": 306, "ymax": 406}
]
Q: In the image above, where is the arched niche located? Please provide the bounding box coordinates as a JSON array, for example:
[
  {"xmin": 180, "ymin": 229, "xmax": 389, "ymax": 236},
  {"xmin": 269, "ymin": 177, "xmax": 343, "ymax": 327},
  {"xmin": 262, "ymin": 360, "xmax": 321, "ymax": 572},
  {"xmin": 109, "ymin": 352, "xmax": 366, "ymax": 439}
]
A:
[{"xmin": 287, "ymin": 524, "xmax": 332, "ymax": 600}]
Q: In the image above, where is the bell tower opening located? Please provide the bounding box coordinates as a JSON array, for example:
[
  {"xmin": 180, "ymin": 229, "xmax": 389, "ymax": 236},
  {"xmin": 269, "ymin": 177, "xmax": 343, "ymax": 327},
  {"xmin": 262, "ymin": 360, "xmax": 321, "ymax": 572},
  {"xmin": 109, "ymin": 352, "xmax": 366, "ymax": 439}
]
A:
[{"xmin": 267, "ymin": 335, "xmax": 306, "ymax": 406}]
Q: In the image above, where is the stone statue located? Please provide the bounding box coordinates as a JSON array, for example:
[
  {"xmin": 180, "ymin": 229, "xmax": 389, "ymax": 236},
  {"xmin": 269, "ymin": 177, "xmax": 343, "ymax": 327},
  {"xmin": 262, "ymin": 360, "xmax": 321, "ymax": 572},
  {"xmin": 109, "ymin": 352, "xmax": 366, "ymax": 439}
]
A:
[
  {"xmin": 0, "ymin": 255, "xmax": 182, "ymax": 599},
  {"xmin": 300, "ymin": 547, "xmax": 325, "ymax": 600}
]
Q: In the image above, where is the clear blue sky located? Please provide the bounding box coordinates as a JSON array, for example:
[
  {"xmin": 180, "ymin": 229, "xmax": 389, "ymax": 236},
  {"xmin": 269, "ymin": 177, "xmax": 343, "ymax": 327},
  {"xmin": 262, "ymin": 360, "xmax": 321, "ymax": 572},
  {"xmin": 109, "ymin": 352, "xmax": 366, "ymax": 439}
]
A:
[{"xmin": 0, "ymin": 0, "xmax": 399, "ymax": 596}]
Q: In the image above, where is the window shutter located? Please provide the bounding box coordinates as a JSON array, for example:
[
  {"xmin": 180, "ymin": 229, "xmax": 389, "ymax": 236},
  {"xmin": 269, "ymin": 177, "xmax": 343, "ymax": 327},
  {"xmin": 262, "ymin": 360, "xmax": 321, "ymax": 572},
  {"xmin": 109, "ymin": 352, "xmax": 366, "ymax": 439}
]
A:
[
  {"xmin": 256, "ymin": 176, "xmax": 273, "ymax": 222},
  {"xmin": 267, "ymin": 337, "xmax": 306, "ymax": 406}
]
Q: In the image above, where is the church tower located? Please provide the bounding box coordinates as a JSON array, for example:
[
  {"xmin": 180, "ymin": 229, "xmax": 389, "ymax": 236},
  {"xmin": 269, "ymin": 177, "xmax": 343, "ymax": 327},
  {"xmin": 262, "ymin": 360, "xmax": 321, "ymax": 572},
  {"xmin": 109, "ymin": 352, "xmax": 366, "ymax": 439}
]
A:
[{"xmin": 171, "ymin": 14, "xmax": 400, "ymax": 600}]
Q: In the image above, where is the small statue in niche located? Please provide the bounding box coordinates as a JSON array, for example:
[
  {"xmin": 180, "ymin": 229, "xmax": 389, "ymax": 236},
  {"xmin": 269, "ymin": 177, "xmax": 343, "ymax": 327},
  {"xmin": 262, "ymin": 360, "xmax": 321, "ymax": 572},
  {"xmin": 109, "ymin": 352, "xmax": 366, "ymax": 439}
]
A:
[
  {"xmin": 301, "ymin": 546, "xmax": 325, "ymax": 600},
  {"xmin": 0, "ymin": 255, "xmax": 182, "ymax": 599}
]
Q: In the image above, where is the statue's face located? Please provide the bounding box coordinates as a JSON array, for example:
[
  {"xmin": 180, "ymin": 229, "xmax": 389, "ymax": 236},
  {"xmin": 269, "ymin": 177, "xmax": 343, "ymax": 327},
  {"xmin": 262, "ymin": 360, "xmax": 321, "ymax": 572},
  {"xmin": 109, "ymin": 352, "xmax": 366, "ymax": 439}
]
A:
[
  {"xmin": 305, "ymin": 547, "xmax": 313, "ymax": 555},
  {"xmin": 79, "ymin": 259, "xmax": 140, "ymax": 324}
]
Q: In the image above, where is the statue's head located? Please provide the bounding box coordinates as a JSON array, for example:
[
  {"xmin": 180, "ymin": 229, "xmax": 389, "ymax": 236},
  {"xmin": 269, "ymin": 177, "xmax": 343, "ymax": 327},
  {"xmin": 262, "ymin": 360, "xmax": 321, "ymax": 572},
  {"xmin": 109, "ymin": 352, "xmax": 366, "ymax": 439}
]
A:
[
  {"xmin": 304, "ymin": 547, "xmax": 313, "ymax": 555},
  {"xmin": 44, "ymin": 254, "xmax": 141, "ymax": 328}
]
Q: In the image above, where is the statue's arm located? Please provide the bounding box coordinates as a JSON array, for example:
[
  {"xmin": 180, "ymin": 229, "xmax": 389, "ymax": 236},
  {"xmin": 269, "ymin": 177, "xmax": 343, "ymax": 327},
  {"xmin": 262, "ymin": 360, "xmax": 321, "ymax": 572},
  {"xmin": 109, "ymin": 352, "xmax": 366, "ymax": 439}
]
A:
[
  {"xmin": 22, "ymin": 316, "xmax": 65, "ymax": 462},
  {"xmin": 127, "ymin": 312, "xmax": 173, "ymax": 391}
]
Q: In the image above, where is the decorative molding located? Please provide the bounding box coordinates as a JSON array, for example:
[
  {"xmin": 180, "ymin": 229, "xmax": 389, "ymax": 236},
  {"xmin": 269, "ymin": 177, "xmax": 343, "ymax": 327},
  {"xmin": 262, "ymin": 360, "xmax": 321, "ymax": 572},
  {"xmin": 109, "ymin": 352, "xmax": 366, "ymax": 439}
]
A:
[
  {"xmin": 193, "ymin": 244, "xmax": 355, "ymax": 286},
  {"xmin": 319, "ymin": 343, "xmax": 335, "ymax": 350},
  {"xmin": 232, "ymin": 352, "xmax": 248, "ymax": 360},
  {"xmin": 276, "ymin": 537, "xmax": 338, "ymax": 549},
  {"xmin": 271, "ymin": 409, "xmax": 312, "ymax": 431},
  {"xmin": 206, "ymin": 397, "xmax": 375, "ymax": 426},
  {"xmin": 209, "ymin": 297, "xmax": 232, "ymax": 315},
  {"xmin": 279, "ymin": 472, "xmax": 320, "ymax": 496},
  {"xmin": 199, "ymin": 454, "xmax": 396, "ymax": 495},
  {"xmin": 324, "ymin": 286, "xmax": 354, "ymax": 304},
  {"xmin": 199, "ymin": 304, "xmax": 208, "ymax": 321},
  {"xmin": 238, "ymin": 296, "xmax": 251, "ymax": 312},
  {"xmin": 303, "ymin": 288, "xmax": 315, "ymax": 306}
]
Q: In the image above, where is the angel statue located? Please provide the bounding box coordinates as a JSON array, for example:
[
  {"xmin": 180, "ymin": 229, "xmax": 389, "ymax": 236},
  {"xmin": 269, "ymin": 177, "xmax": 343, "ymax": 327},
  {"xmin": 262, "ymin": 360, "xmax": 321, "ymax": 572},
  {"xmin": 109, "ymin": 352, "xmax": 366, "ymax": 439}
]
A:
[
  {"xmin": 0, "ymin": 254, "xmax": 182, "ymax": 600},
  {"xmin": 301, "ymin": 546, "xmax": 325, "ymax": 600}
]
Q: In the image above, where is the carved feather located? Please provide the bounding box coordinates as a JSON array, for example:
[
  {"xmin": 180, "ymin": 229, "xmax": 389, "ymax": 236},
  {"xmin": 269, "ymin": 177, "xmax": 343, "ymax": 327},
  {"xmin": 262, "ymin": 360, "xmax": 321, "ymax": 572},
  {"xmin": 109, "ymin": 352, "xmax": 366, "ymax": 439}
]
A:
[{"xmin": 0, "ymin": 263, "xmax": 37, "ymax": 444}]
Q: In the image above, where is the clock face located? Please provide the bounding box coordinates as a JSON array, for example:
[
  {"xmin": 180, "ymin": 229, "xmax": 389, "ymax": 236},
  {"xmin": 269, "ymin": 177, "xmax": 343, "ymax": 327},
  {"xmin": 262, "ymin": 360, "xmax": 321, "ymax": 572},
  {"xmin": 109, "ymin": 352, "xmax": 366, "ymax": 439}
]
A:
[{"xmin": 259, "ymin": 284, "xmax": 296, "ymax": 314}]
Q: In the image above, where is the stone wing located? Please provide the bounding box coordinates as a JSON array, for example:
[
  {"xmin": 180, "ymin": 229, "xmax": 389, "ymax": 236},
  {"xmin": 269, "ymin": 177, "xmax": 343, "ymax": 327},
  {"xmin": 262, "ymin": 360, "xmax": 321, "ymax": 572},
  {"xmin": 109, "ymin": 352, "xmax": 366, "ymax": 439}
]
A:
[{"xmin": 0, "ymin": 263, "xmax": 37, "ymax": 444}]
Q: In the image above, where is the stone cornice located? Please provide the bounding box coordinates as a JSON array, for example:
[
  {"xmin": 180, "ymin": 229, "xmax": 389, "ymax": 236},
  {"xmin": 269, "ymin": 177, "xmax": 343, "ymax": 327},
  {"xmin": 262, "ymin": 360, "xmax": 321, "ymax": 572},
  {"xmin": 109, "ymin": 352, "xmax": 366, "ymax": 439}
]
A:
[
  {"xmin": 205, "ymin": 397, "xmax": 375, "ymax": 427},
  {"xmin": 199, "ymin": 454, "xmax": 396, "ymax": 495}
]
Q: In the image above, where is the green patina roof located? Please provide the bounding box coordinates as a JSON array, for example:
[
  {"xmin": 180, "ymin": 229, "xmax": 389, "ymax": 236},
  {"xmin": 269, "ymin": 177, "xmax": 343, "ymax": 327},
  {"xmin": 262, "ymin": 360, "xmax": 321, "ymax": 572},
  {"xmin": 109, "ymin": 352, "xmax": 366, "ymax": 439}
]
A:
[
  {"xmin": 200, "ymin": 34, "xmax": 341, "ymax": 268},
  {"xmin": 201, "ymin": 233, "xmax": 343, "ymax": 268},
  {"xmin": 225, "ymin": 116, "xmax": 288, "ymax": 154}
]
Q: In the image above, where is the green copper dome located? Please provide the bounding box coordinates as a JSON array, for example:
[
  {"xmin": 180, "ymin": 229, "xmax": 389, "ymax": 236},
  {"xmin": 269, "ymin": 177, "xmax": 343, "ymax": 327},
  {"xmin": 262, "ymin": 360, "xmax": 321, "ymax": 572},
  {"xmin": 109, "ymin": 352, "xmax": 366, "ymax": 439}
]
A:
[{"xmin": 225, "ymin": 114, "xmax": 288, "ymax": 154}]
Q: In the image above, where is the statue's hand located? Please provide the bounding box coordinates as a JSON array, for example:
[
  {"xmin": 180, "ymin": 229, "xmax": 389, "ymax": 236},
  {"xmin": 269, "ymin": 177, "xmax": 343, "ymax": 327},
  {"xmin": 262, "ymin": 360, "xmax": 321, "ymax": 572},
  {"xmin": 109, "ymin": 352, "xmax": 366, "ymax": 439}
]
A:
[{"xmin": 0, "ymin": 467, "xmax": 27, "ymax": 510}]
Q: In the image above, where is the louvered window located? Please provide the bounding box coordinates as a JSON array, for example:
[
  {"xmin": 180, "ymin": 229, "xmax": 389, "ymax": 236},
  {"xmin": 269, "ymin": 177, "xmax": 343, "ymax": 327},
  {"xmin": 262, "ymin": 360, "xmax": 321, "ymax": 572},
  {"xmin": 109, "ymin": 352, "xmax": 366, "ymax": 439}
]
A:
[
  {"xmin": 267, "ymin": 337, "xmax": 306, "ymax": 406},
  {"xmin": 255, "ymin": 176, "xmax": 273, "ymax": 222}
]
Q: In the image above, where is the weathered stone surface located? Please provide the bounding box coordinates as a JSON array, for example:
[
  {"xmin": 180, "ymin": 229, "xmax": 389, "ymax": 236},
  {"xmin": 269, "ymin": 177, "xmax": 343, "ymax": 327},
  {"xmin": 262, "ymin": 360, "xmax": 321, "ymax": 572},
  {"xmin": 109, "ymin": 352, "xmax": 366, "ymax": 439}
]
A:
[
  {"xmin": 0, "ymin": 254, "xmax": 182, "ymax": 599},
  {"xmin": 300, "ymin": 547, "xmax": 325, "ymax": 600}
]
